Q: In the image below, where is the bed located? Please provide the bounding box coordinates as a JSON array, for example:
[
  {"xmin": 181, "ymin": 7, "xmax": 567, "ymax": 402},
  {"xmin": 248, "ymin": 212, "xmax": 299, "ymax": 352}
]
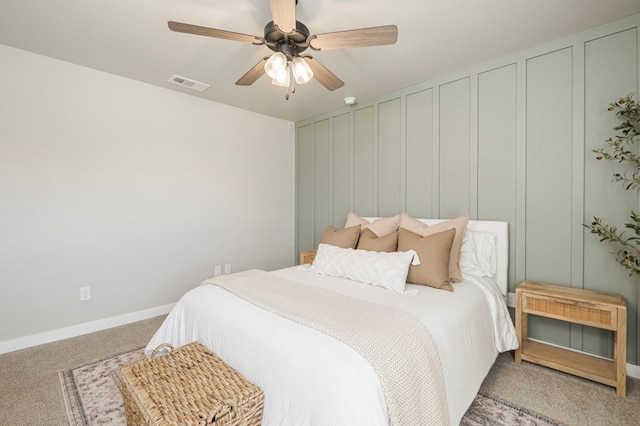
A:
[{"xmin": 145, "ymin": 217, "xmax": 518, "ymax": 426}]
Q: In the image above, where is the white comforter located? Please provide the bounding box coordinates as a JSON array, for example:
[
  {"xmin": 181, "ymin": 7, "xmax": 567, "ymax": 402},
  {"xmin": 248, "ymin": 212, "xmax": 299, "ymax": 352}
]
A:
[{"xmin": 146, "ymin": 266, "xmax": 518, "ymax": 426}]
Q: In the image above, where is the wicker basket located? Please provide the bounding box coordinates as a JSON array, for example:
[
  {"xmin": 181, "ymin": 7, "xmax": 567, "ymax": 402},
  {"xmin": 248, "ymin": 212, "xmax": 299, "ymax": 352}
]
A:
[{"xmin": 121, "ymin": 342, "xmax": 264, "ymax": 425}]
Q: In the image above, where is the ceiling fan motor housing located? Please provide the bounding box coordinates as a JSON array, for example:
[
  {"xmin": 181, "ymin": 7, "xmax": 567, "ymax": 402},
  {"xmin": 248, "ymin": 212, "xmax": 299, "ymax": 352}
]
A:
[{"xmin": 264, "ymin": 20, "xmax": 310, "ymax": 58}]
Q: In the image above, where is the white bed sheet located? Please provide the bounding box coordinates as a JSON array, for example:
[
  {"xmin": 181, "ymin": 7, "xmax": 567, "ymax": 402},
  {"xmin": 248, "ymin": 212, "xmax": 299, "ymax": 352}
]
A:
[{"xmin": 146, "ymin": 266, "xmax": 517, "ymax": 426}]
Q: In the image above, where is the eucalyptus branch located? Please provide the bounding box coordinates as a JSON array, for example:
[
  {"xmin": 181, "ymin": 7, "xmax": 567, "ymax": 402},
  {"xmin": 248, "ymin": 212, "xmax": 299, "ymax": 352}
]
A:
[
  {"xmin": 585, "ymin": 217, "xmax": 640, "ymax": 275},
  {"xmin": 586, "ymin": 94, "xmax": 640, "ymax": 277},
  {"xmin": 593, "ymin": 148, "xmax": 640, "ymax": 168},
  {"xmin": 613, "ymin": 249, "xmax": 640, "ymax": 275},
  {"xmin": 624, "ymin": 210, "xmax": 640, "ymax": 241},
  {"xmin": 593, "ymin": 137, "xmax": 640, "ymax": 166},
  {"xmin": 586, "ymin": 218, "xmax": 636, "ymax": 249},
  {"xmin": 611, "ymin": 172, "xmax": 640, "ymax": 191}
]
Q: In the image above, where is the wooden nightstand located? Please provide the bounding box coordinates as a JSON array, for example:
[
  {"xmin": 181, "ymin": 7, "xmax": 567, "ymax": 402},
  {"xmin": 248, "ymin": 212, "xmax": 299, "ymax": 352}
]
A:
[
  {"xmin": 515, "ymin": 280, "xmax": 627, "ymax": 396},
  {"xmin": 299, "ymin": 250, "xmax": 317, "ymax": 265}
]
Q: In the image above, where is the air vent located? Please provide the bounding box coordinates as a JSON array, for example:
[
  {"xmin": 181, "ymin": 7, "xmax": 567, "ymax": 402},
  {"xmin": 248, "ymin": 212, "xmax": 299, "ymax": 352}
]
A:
[{"xmin": 168, "ymin": 74, "xmax": 210, "ymax": 92}]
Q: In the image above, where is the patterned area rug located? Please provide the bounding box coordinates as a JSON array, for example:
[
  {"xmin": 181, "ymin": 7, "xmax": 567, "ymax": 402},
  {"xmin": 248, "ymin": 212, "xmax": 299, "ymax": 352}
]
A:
[
  {"xmin": 59, "ymin": 347, "xmax": 145, "ymax": 426},
  {"xmin": 59, "ymin": 347, "xmax": 565, "ymax": 426},
  {"xmin": 461, "ymin": 393, "xmax": 565, "ymax": 426}
]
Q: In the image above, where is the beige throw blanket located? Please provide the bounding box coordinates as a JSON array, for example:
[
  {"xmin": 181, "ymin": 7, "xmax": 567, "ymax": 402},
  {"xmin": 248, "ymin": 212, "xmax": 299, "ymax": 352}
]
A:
[{"xmin": 211, "ymin": 270, "xmax": 450, "ymax": 426}]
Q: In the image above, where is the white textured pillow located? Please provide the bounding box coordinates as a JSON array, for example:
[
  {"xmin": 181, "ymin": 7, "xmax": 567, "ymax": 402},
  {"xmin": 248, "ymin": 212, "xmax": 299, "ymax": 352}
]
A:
[
  {"xmin": 460, "ymin": 230, "xmax": 497, "ymax": 278},
  {"xmin": 310, "ymin": 243, "xmax": 419, "ymax": 293}
]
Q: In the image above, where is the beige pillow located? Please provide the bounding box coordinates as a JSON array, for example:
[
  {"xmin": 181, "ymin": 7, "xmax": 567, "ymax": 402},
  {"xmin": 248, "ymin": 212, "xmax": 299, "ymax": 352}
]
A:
[
  {"xmin": 398, "ymin": 227, "xmax": 456, "ymax": 291},
  {"xmin": 356, "ymin": 228, "xmax": 398, "ymax": 252},
  {"xmin": 345, "ymin": 212, "xmax": 400, "ymax": 237},
  {"xmin": 399, "ymin": 213, "xmax": 469, "ymax": 282},
  {"xmin": 320, "ymin": 225, "xmax": 361, "ymax": 249}
]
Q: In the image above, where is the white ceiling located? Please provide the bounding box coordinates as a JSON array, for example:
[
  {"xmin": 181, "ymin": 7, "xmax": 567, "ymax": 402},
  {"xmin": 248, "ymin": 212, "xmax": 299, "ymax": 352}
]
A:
[{"xmin": 1, "ymin": 0, "xmax": 640, "ymax": 122}]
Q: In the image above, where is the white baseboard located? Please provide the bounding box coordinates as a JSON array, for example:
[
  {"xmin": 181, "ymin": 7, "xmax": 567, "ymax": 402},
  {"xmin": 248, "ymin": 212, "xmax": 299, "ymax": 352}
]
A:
[
  {"xmin": 0, "ymin": 304, "xmax": 174, "ymax": 355},
  {"xmin": 628, "ymin": 362, "xmax": 640, "ymax": 380}
]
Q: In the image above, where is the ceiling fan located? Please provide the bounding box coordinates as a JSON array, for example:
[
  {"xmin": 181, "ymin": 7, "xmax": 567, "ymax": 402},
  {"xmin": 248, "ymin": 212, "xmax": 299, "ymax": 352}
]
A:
[{"xmin": 168, "ymin": 0, "xmax": 398, "ymax": 99}]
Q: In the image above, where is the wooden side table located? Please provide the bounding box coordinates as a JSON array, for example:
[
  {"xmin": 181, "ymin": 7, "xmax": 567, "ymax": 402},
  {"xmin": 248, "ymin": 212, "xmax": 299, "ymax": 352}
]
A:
[
  {"xmin": 515, "ymin": 280, "xmax": 627, "ymax": 396},
  {"xmin": 299, "ymin": 250, "xmax": 317, "ymax": 265}
]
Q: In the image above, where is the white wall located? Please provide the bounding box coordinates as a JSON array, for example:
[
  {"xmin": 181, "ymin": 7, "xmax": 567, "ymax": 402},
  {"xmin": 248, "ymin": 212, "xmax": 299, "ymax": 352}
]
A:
[{"xmin": 0, "ymin": 44, "xmax": 295, "ymax": 346}]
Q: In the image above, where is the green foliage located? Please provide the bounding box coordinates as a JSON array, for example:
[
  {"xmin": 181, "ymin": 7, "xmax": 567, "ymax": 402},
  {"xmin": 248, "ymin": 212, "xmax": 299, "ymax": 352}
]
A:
[{"xmin": 585, "ymin": 94, "xmax": 640, "ymax": 275}]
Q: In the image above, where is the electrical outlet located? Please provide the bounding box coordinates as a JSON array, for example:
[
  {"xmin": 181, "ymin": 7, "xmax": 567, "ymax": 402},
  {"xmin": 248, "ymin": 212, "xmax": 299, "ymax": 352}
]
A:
[
  {"xmin": 80, "ymin": 286, "xmax": 91, "ymax": 301},
  {"xmin": 214, "ymin": 265, "xmax": 222, "ymax": 276},
  {"xmin": 224, "ymin": 264, "xmax": 231, "ymax": 274},
  {"xmin": 507, "ymin": 292, "xmax": 516, "ymax": 308}
]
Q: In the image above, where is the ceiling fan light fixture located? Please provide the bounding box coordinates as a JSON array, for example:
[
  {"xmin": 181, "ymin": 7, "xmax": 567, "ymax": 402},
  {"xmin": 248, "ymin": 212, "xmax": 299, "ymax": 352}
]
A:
[
  {"xmin": 272, "ymin": 64, "xmax": 291, "ymax": 87},
  {"xmin": 264, "ymin": 52, "xmax": 287, "ymax": 79},
  {"xmin": 291, "ymin": 57, "xmax": 313, "ymax": 84}
]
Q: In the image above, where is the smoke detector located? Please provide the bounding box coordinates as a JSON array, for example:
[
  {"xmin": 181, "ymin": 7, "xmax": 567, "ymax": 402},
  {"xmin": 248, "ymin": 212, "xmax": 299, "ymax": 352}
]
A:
[{"xmin": 344, "ymin": 97, "xmax": 357, "ymax": 105}]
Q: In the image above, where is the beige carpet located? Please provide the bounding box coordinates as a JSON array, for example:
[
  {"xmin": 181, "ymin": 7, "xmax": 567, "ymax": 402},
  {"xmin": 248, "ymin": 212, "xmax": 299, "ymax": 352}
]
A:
[
  {"xmin": 0, "ymin": 316, "xmax": 165, "ymax": 425},
  {"xmin": 1, "ymin": 315, "xmax": 639, "ymax": 425},
  {"xmin": 481, "ymin": 353, "xmax": 640, "ymax": 425}
]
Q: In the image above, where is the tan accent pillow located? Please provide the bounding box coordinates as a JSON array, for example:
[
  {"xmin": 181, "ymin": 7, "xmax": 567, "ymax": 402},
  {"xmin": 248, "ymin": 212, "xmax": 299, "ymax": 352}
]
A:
[
  {"xmin": 320, "ymin": 225, "xmax": 361, "ymax": 249},
  {"xmin": 399, "ymin": 213, "xmax": 469, "ymax": 282},
  {"xmin": 345, "ymin": 212, "xmax": 400, "ymax": 237},
  {"xmin": 398, "ymin": 227, "xmax": 456, "ymax": 291},
  {"xmin": 356, "ymin": 228, "xmax": 398, "ymax": 252}
]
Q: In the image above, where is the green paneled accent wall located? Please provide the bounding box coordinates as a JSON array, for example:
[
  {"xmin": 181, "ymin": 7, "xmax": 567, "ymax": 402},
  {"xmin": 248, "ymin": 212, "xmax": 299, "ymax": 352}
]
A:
[
  {"xmin": 439, "ymin": 78, "xmax": 471, "ymax": 218},
  {"xmin": 377, "ymin": 98, "xmax": 403, "ymax": 217},
  {"xmin": 525, "ymin": 48, "xmax": 575, "ymax": 345},
  {"xmin": 295, "ymin": 14, "xmax": 640, "ymax": 366},
  {"xmin": 405, "ymin": 89, "xmax": 434, "ymax": 217},
  {"xmin": 353, "ymin": 106, "xmax": 375, "ymax": 216},
  {"xmin": 583, "ymin": 28, "xmax": 639, "ymax": 358},
  {"xmin": 296, "ymin": 124, "xmax": 313, "ymax": 252},
  {"xmin": 313, "ymin": 120, "xmax": 330, "ymax": 244},
  {"xmin": 477, "ymin": 64, "xmax": 517, "ymax": 286},
  {"xmin": 332, "ymin": 114, "xmax": 351, "ymax": 225}
]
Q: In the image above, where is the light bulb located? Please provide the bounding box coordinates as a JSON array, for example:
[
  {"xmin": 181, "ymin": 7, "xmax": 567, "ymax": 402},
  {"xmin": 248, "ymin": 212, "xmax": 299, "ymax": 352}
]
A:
[
  {"xmin": 272, "ymin": 64, "xmax": 291, "ymax": 87},
  {"xmin": 264, "ymin": 52, "xmax": 287, "ymax": 79},
  {"xmin": 291, "ymin": 57, "xmax": 313, "ymax": 84}
]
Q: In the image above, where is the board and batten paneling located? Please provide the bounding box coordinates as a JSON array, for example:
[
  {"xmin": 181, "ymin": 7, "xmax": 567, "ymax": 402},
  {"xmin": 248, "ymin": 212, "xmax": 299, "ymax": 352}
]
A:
[
  {"xmin": 524, "ymin": 47, "xmax": 575, "ymax": 346},
  {"xmin": 353, "ymin": 106, "xmax": 376, "ymax": 217},
  {"xmin": 378, "ymin": 98, "xmax": 403, "ymax": 217},
  {"xmin": 583, "ymin": 28, "xmax": 639, "ymax": 361},
  {"xmin": 296, "ymin": 124, "xmax": 314, "ymax": 251},
  {"xmin": 477, "ymin": 64, "xmax": 518, "ymax": 287},
  {"xmin": 524, "ymin": 47, "xmax": 574, "ymax": 285},
  {"xmin": 405, "ymin": 89, "xmax": 434, "ymax": 218},
  {"xmin": 313, "ymin": 120, "xmax": 331, "ymax": 244},
  {"xmin": 295, "ymin": 14, "xmax": 640, "ymax": 366},
  {"xmin": 439, "ymin": 78, "xmax": 471, "ymax": 218},
  {"xmin": 332, "ymin": 114, "xmax": 351, "ymax": 226}
]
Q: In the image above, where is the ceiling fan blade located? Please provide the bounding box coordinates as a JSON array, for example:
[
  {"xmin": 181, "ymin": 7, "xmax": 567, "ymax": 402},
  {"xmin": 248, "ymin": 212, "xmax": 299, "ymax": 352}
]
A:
[
  {"xmin": 168, "ymin": 21, "xmax": 263, "ymax": 45},
  {"xmin": 308, "ymin": 25, "xmax": 398, "ymax": 51},
  {"xmin": 302, "ymin": 56, "xmax": 344, "ymax": 91},
  {"xmin": 270, "ymin": 0, "xmax": 296, "ymax": 34},
  {"xmin": 235, "ymin": 57, "xmax": 269, "ymax": 86}
]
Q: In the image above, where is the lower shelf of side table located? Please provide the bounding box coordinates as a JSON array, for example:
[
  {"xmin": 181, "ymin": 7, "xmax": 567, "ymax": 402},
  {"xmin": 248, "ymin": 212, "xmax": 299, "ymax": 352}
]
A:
[{"xmin": 520, "ymin": 340, "xmax": 617, "ymax": 388}]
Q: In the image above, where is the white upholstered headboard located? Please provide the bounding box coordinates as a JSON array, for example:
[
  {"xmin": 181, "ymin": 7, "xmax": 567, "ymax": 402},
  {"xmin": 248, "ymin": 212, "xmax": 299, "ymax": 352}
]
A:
[{"xmin": 363, "ymin": 218, "xmax": 509, "ymax": 295}]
